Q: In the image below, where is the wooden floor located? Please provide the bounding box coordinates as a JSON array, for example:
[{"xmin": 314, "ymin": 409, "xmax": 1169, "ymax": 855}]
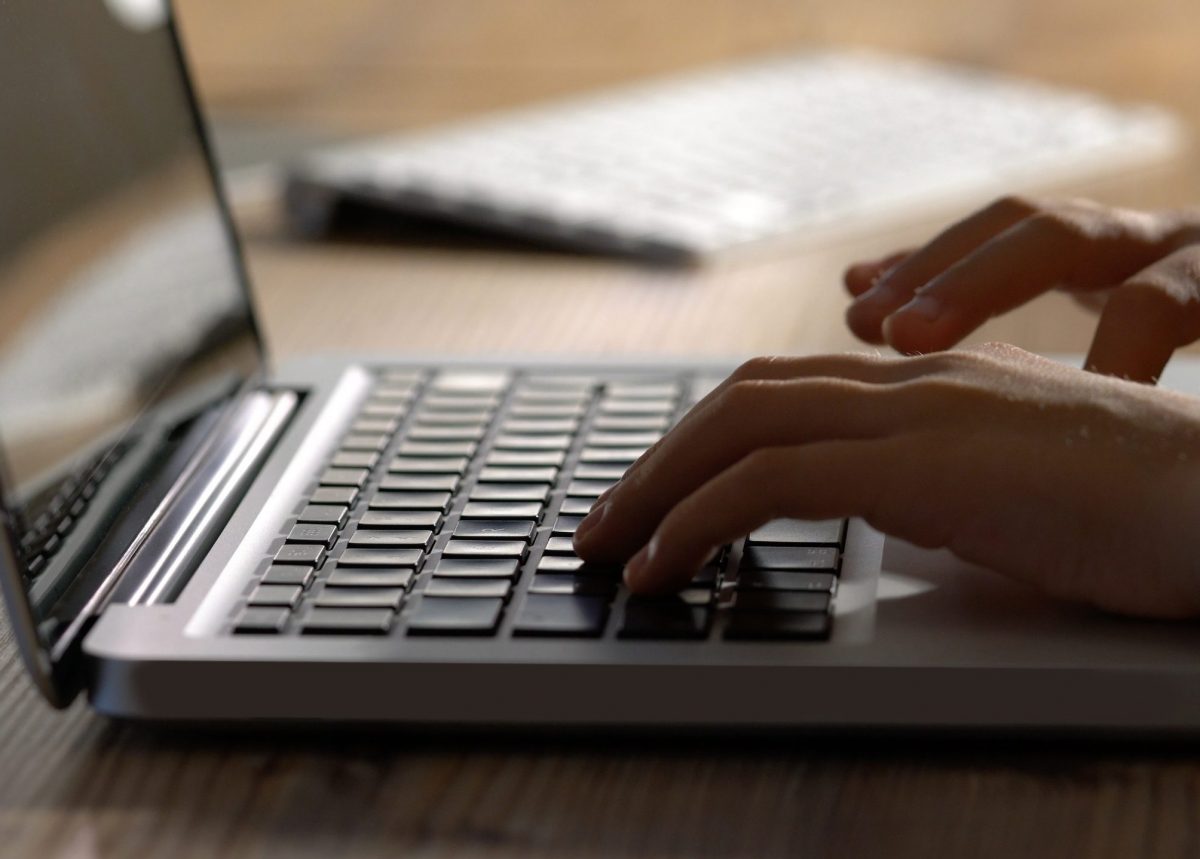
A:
[{"xmin": 4, "ymin": 2, "xmax": 1200, "ymax": 856}]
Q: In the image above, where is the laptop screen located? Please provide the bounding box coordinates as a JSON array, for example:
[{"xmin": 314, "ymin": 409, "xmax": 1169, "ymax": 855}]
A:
[{"xmin": 0, "ymin": 1, "xmax": 260, "ymax": 599}]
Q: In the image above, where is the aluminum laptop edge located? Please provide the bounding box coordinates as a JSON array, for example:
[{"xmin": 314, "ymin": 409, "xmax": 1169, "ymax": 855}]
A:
[{"xmin": 3, "ymin": 1, "xmax": 1200, "ymax": 731}]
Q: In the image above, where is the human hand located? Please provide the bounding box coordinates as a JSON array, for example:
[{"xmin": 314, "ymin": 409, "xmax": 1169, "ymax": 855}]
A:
[
  {"xmin": 843, "ymin": 197, "xmax": 1200, "ymax": 383},
  {"xmin": 572, "ymin": 343, "xmax": 1200, "ymax": 619}
]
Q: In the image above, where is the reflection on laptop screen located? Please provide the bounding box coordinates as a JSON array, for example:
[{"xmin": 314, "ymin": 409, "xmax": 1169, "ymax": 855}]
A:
[{"xmin": 0, "ymin": 0, "xmax": 259, "ymax": 601}]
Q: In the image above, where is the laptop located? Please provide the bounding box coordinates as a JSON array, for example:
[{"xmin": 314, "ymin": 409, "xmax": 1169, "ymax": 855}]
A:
[{"xmin": 3, "ymin": 1, "xmax": 1200, "ymax": 731}]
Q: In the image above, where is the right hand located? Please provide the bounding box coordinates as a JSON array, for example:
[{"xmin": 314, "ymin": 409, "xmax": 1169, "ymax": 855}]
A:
[{"xmin": 843, "ymin": 196, "xmax": 1200, "ymax": 383}]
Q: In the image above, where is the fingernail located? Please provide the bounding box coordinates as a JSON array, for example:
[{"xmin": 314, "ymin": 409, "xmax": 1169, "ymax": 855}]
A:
[
  {"xmin": 573, "ymin": 500, "xmax": 608, "ymax": 543},
  {"xmin": 858, "ymin": 278, "xmax": 899, "ymax": 305},
  {"xmin": 623, "ymin": 536, "xmax": 658, "ymax": 590},
  {"xmin": 895, "ymin": 294, "xmax": 942, "ymax": 322}
]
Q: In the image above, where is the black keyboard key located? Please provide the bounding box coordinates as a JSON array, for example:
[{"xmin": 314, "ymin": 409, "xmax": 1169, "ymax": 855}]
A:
[
  {"xmin": 405, "ymin": 426, "xmax": 486, "ymax": 442},
  {"xmin": 397, "ymin": 440, "xmax": 477, "ymax": 458},
  {"xmin": 528, "ymin": 573, "xmax": 617, "ymax": 597},
  {"xmin": 352, "ymin": 417, "xmax": 399, "ymax": 434},
  {"xmin": 380, "ymin": 473, "xmax": 460, "ymax": 492},
  {"xmin": 599, "ymin": 398, "xmax": 675, "ymax": 415},
  {"xmin": 605, "ymin": 382, "xmax": 680, "ymax": 399},
  {"xmin": 412, "ymin": 410, "xmax": 492, "ymax": 427},
  {"xmin": 330, "ymin": 450, "xmax": 379, "ymax": 469},
  {"xmin": 341, "ymin": 432, "xmax": 390, "ymax": 452},
  {"xmin": 591, "ymin": 414, "xmax": 670, "ymax": 432},
  {"xmin": 558, "ymin": 497, "xmax": 596, "ymax": 516},
  {"xmin": 535, "ymin": 555, "xmax": 619, "ymax": 575},
  {"xmin": 486, "ymin": 449, "xmax": 566, "ymax": 467},
  {"xmin": 406, "ymin": 596, "xmax": 503, "ymax": 635},
  {"xmin": 579, "ymin": 447, "xmax": 646, "ymax": 464},
  {"xmin": 543, "ymin": 536, "xmax": 578, "ymax": 555},
  {"xmin": 469, "ymin": 483, "xmax": 550, "ymax": 503},
  {"xmin": 247, "ymin": 584, "xmax": 303, "ymax": 608},
  {"xmin": 618, "ymin": 598, "xmax": 711, "ymax": 639},
  {"xmin": 358, "ymin": 510, "xmax": 442, "ymax": 530},
  {"xmin": 573, "ymin": 464, "xmax": 627, "ymax": 481},
  {"xmin": 494, "ymin": 434, "xmax": 573, "ymax": 451},
  {"xmin": 551, "ymin": 515, "xmax": 584, "ymax": 535},
  {"xmin": 423, "ymin": 394, "xmax": 500, "ymax": 411},
  {"xmin": 453, "ymin": 519, "xmax": 536, "ymax": 541},
  {"xmin": 566, "ymin": 479, "xmax": 615, "ymax": 498},
  {"xmin": 348, "ymin": 529, "xmax": 434, "ymax": 550},
  {"xmin": 478, "ymin": 466, "xmax": 559, "ymax": 484},
  {"xmin": 507, "ymin": 403, "xmax": 585, "ymax": 419},
  {"xmin": 747, "ymin": 519, "xmax": 845, "ymax": 546},
  {"xmin": 301, "ymin": 608, "xmax": 394, "ymax": 635},
  {"xmin": 585, "ymin": 431, "xmax": 662, "ymax": 448},
  {"xmin": 442, "ymin": 539, "xmax": 527, "ymax": 559},
  {"xmin": 297, "ymin": 504, "xmax": 349, "ymax": 528},
  {"xmin": 338, "ymin": 548, "xmax": 423, "ymax": 568},
  {"xmin": 431, "ymin": 558, "xmax": 521, "ymax": 578},
  {"xmin": 424, "ymin": 578, "xmax": 512, "ymax": 599},
  {"xmin": 500, "ymin": 418, "xmax": 579, "ymax": 435},
  {"xmin": 368, "ymin": 491, "xmax": 451, "ymax": 512},
  {"xmin": 461, "ymin": 501, "xmax": 543, "ymax": 520},
  {"xmin": 274, "ymin": 544, "xmax": 327, "ymax": 567},
  {"xmin": 734, "ymin": 591, "xmax": 831, "ymax": 612},
  {"xmin": 311, "ymin": 486, "xmax": 359, "ymax": 506},
  {"xmin": 389, "ymin": 456, "xmax": 470, "ymax": 474},
  {"xmin": 737, "ymin": 571, "xmax": 837, "ymax": 592},
  {"xmin": 320, "ymin": 467, "xmax": 370, "ymax": 488},
  {"xmin": 724, "ymin": 611, "xmax": 831, "ymax": 640},
  {"xmin": 314, "ymin": 588, "xmax": 406, "ymax": 610},
  {"xmin": 513, "ymin": 594, "xmax": 609, "ymax": 637},
  {"xmin": 740, "ymin": 546, "xmax": 839, "ymax": 571},
  {"xmin": 287, "ymin": 523, "xmax": 337, "ymax": 548},
  {"xmin": 326, "ymin": 569, "xmax": 414, "ymax": 588},
  {"xmin": 261, "ymin": 564, "xmax": 315, "ymax": 587},
  {"xmin": 233, "ymin": 607, "xmax": 290, "ymax": 634}
]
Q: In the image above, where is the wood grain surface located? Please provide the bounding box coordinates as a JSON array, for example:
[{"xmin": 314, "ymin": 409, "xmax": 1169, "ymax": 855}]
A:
[{"xmin": 3, "ymin": 2, "xmax": 1200, "ymax": 856}]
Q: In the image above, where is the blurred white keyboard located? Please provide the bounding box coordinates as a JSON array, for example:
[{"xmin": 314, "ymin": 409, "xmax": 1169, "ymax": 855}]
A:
[{"xmin": 285, "ymin": 50, "xmax": 1182, "ymax": 263}]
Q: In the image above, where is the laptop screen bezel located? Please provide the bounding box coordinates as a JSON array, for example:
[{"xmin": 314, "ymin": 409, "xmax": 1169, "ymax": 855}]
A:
[{"xmin": 0, "ymin": 1, "xmax": 267, "ymax": 706}]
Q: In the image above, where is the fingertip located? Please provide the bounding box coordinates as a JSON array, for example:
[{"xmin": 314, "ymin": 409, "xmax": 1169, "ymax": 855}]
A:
[
  {"xmin": 845, "ymin": 297, "xmax": 889, "ymax": 345},
  {"xmin": 843, "ymin": 262, "xmax": 880, "ymax": 297},
  {"xmin": 882, "ymin": 296, "xmax": 964, "ymax": 354}
]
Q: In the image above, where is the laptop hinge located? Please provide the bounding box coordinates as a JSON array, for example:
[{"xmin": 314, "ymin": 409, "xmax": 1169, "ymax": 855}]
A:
[{"xmin": 48, "ymin": 388, "xmax": 298, "ymax": 666}]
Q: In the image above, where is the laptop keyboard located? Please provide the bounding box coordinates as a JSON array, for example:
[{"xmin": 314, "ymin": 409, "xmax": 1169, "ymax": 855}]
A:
[{"xmin": 229, "ymin": 368, "xmax": 846, "ymax": 641}]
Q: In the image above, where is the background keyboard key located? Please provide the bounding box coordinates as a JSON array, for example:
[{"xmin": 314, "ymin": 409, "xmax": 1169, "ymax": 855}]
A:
[
  {"xmin": 326, "ymin": 569, "xmax": 414, "ymax": 588},
  {"xmin": 453, "ymin": 519, "xmax": 536, "ymax": 541},
  {"xmin": 359, "ymin": 510, "xmax": 442, "ymax": 529},
  {"xmin": 737, "ymin": 571, "xmax": 837, "ymax": 592}
]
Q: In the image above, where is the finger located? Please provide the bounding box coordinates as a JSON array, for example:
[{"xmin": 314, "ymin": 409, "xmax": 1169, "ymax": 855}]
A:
[
  {"xmin": 622, "ymin": 441, "xmax": 896, "ymax": 594},
  {"xmin": 845, "ymin": 195, "xmax": 1039, "ymax": 344},
  {"xmin": 614, "ymin": 352, "xmax": 917, "ymax": 489},
  {"xmin": 573, "ymin": 379, "xmax": 909, "ymax": 562},
  {"xmin": 844, "ymin": 250, "xmax": 912, "ymax": 297},
  {"xmin": 1086, "ymin": 245, "xmax": 1200, "ymax": 383},
  {"xmin": 882, "ymin": 209, "xmax": 1179, "ymax": 355}
]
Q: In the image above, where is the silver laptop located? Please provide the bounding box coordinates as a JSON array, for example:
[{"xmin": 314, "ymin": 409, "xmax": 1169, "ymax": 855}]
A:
[{"xmin": 3, "ymin": 1, "xmax": 1200, "ymax": 730}]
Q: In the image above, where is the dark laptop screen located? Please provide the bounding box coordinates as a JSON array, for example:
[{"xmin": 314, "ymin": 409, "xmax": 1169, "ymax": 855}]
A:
[{"xmin": 0, "ymin": 1, "xmax": 260, "ymax": 594}]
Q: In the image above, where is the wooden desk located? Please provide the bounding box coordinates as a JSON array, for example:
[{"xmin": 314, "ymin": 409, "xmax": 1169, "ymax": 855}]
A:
[{"xmin": 3, "ymin": 2, "xmax": 1200, "ymax": 856}]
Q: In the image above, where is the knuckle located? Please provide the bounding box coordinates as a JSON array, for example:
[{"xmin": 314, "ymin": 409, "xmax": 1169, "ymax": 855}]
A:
[
  {"xmin": 720, "ymin": 378, "xmax": 769, "ymax": 413},
  {"xmin": 1026, "ymin": 210, "xmax": 1092, "ymax": 246},
  {"xmin": 989, "ymin": 193, "xmax": 1042, "ymax": 220},
  {"xmin": 730, "ymin": 355, "xmax": 782, "ymax": 383}
]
